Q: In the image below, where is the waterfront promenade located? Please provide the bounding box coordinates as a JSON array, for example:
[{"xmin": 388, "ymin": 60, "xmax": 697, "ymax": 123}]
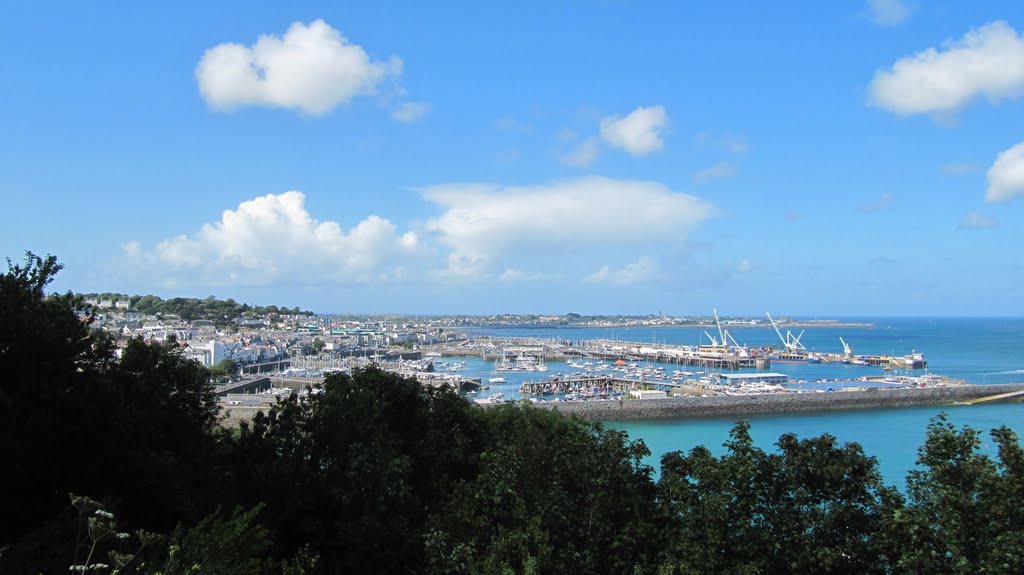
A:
[{"xmin": 529, "ymin": 383, "xmax": 1024, "ymax": 421}]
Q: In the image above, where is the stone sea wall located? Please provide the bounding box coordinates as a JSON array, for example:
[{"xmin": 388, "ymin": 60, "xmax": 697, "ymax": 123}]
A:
[{"xmin": 532, "ymin": 383, "xmax": 1024, "ymax": 421}]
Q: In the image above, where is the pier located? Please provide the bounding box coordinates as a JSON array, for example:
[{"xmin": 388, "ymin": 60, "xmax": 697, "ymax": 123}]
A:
[{"xmin": 529, "ymin": 383, "xmax": 1024, "ymax": 421}]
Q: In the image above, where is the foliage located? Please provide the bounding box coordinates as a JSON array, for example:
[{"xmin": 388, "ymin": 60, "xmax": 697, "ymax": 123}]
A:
[
  {"xmin": 159, "ymin": 505, "xmax": 276, "ymax": 575},
  {"xmin": 209, "ymin": 358, "xmax": 237, "ymax": 381},
  {"xmin": 227, "ymin": 367, "xmax": 486, "ymax": 574},
  {"xmin": 657, "ymin": 421, "xmax": 894, "ymax": 574},
  {"xmin": 423, "ymin": 406, "xmax": 660, "ymax": 574},
  {"xmin": 887, "ymin": 415, "xmax": 1024, "ymax": 574},
  {"xmin": 80, "ymin": 292, "xmax": 314, "ymax": 323},
  {"xmin": 0, "ymin": 252, "xmax": 116, "ymax": 540}
]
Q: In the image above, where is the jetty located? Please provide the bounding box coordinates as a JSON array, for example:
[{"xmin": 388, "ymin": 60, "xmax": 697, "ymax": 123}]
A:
[{"xmin": 525, "ymin": 383, "xmax": 1024, "ymax": 421}]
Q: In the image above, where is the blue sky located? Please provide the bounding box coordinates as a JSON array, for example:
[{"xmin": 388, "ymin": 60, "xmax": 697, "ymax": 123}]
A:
[{"xmin": 2, "ymin": 1, "xmax": 1023, "ymax": 316}]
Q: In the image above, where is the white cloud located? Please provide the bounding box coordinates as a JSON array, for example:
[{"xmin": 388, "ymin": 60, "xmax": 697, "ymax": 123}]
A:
[
  {"xmin": 959, "ymin": 210, "xmax": 999, "ymax": 229},
  {"xmin": 736, "ymin": 259, "xmax": 752, "ymax": 273},
  {"xmin": 693, "ymin": 161, "xmax": 737, "ymax": 183},
  {"xmin": 858, "ymin": 192, "xmax": 893, "ymax": 213},
  {"xmin": 499, "ymin": 268, "xmax": 548, "ymax": 282},
  {"xmin": 599, "ymin": 106, "xmax": 669, "ymax": 155},
  {"xmin": 986, "ymin": 141, "xmax": 1024, "ymax": 203},
  {"xmin": 584, "ymin": 257, "xmax": 658, "ymax": 285},
  {"xmin": 561, "ymin": 137, "xmax": 600, "ymax": 167},
  {"xmin": 421, "ymin": 176, "xmax": 717, "ymax": 279},
  {"xmin": 392, "ymin": 101, "xmax": 429, "ymax": 122},
  {"xmin": 868, "ymin": 0, "xmax": 910, "ymax": 27},
  {"xmin": 196, "ymin": 20, "xmax": 402, "ymax": 115},
  {"xmin": 123, "ymin": 191, "xmax": 425, "ymax": 285},
  {"xmin": 868, "ymin": 21, "xmax": 1024, "ymax": 117}
]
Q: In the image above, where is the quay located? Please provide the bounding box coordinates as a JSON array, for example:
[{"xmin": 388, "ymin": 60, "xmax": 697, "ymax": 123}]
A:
[{"xmin": 526, "ymin": 383, "xmax": 1024, "ymax": 421}]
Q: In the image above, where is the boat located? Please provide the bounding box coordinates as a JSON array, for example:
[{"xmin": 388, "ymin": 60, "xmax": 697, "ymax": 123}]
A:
[{"xmin": 488, "ymin": 376, "xmax": 506, "ymax": 384}]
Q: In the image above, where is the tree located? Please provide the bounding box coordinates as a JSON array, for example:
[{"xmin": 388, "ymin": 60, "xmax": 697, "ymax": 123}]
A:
[
  {"xmin": 657, "ymin": 422, "xmax": 892, "ymax": 574},
  {"xmin": 228, "ymin": 367, "xmax": 485, "ymax": 574},
  {"xmin": 0, "ymin": 252, "xmax": 116, "ymax": 540},
  {"xmin": 424, "ymin": 406, "xmax": 661, "ymax": 574},
  {"xmin": 887, "ymin": 415, "xmax": 1024, "ymax": 574},
  {"xmin": 210, "ymin": 358, "xmax": 238, "ymax": 381},
  {"xmin": 0, "ymin": 253, "xmax": 227, "ymax": 571}
]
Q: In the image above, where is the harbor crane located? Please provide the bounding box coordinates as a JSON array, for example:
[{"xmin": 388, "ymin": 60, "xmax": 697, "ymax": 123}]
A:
[
  {"xmin": 766, "ymin": 312, "xmax": 806, "ymax": 351},
  {"xmin": 706, "ymin": 308, "xmax": 743, "ymax": 350},
  {"xmin": 839, "ymin": 337, "xmax": 853, "ymax": 356}
]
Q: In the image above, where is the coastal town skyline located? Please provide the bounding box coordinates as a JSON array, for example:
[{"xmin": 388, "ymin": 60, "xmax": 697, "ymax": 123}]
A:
[{"xmin": 2, "ymin": 2, "xmax": 1023, "ymax": 316}]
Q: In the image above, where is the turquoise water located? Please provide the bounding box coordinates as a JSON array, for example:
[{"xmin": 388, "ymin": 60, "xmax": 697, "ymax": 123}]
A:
[{"xmin": 460, "ymin": 318, "xmax": 1024, "ymax": 486}]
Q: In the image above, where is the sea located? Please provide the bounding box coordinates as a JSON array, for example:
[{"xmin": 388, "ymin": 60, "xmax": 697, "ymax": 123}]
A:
[{"xmin": 448, "ymin": 317, "xmax": 1024, "ymax": 486}]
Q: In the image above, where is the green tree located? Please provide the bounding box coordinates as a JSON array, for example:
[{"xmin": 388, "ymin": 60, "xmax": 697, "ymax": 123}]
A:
[
  {"xmin": 887, "ymin": 415, "xmax": 1024, "ymax": 574},
  {"xmin": 424, "ymin": 406, "xmax": 660, "ymax": 574},
  {"xmin": 0, "ymin": 253, "xmax": 116, "ymax": 540},
  {"xmin": 229, "ymin": 367, "xmax": 484, "ymax": 574},
  {"xmin": 210, "ymin": 358, "xmax": 238, "ymax": 381},
  {"xmin": 657, "ymin": 422, "xmax": 892, "ymax": 574}
]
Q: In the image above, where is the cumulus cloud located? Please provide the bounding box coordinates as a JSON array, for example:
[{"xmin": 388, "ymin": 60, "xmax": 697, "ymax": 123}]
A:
[
  {"xmin": 868, "ymin": 0, "xmax": 910, "ymax": 27},
  {"xmin": 584, "ymin": 257, "xmax": 658, "ymax": 285},
  {"xmin": 959, "ymin": 210, "xmax": 999, "ymax": 229},
  {"xmin": 693, "ymin": 161, "xmax": 737, "ymax": 184},
  {"xmin": 392, "ymin": 101, "xmax": 429, "ymax": 122},
  {"xmin": 561, "ymin": 137, "xmax": 601, "ymax": 167},
  {"xmin": 600, "ymin": 106, "xmax": 669, "ymax": 155},
  {"xmin": 196, "ymin": 20, "xmax": 402, "ymax": 115},
  {"xmin": 986, "ymin": 141, "xmax": 1024, "ymax": 203},
  {"xmin": 868, "ymin": 21, "xmax": 1024, "ymax": 117},
  {"xmin": 122, "ymin": 191, "xmax": 425, "ymax": 285},
  {"xmin": 858, "ymin": 192, "xmax": 893, "ymax": 213},
  {"xmin": 421, "ymin": 176, "xmax": 717, "ymax": 279}
]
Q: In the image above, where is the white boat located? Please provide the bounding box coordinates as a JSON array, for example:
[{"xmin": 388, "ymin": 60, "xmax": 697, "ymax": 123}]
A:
[{"xmin": 488, "ymin": 376, "xmax": 507, "ymax": 384}]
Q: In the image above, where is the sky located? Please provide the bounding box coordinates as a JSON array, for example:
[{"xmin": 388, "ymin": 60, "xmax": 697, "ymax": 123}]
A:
[{"xmin": 1, "ymin": 1, "xmax": 1023, "ymax": 316}]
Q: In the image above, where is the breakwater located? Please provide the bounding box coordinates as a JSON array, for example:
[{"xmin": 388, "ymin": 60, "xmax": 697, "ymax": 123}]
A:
[{"xmin": 529, "ymin": 383, "xmax": 1024, "ymax": 421}]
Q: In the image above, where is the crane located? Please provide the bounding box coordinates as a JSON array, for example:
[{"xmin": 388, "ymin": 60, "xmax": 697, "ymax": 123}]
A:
[
  {"xmin": 840, "ymin": 337, "xmax": 852, "ymax": 356},
  {"xmin": 766, "ymin": 312, "xmax": 806, "ymax": 351}
]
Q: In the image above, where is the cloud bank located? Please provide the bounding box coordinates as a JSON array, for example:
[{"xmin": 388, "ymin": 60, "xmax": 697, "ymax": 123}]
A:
[
  {"xmin": 600, "ymin": 106, "xmax": 669, "ymax": 155},
  {"xmin": 868, "ymin": 21, "xmax": 1024, "ymax": 116},
  {"xmin": 421, "ymin": 176, "xmax": 717, "ymax": 279},
  {"xmin": 123, "ymin": 192, "xmax": 424, "ymax": 285},
  {"xmin": 196, "ymin": 20, "xmax": 402, "ymax": 115},
  {"xmin": 584, "ymin": 257, "xmax": 658, "ymax": 286},
  {"xmin": 986, "ymin": 141, "xmax": 1024, "ymax": 203}
]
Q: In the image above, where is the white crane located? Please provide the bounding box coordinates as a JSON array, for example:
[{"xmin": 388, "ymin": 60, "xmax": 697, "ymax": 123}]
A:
[
  {"xmin": 766, "ymin": 312, "xmax": 806, "ymax": 351},
  {"xmin": 840, "ymin": 337, "xmax": 852, "ymax": 356},
  {"xmin": 713, "ymin": 308, "xmax": 727, "ymax": 347}
]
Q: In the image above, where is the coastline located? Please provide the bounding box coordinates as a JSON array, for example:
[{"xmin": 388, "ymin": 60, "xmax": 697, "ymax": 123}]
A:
[{"xmin": 529, "ymin": 383, "xmax": 1024, "ymax": 421}]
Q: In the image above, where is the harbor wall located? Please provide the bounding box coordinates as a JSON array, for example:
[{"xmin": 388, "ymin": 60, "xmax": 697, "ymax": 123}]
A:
[{"xmin": 531, "ymin": 383, "xmax": 1024, "ymax": 421}]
